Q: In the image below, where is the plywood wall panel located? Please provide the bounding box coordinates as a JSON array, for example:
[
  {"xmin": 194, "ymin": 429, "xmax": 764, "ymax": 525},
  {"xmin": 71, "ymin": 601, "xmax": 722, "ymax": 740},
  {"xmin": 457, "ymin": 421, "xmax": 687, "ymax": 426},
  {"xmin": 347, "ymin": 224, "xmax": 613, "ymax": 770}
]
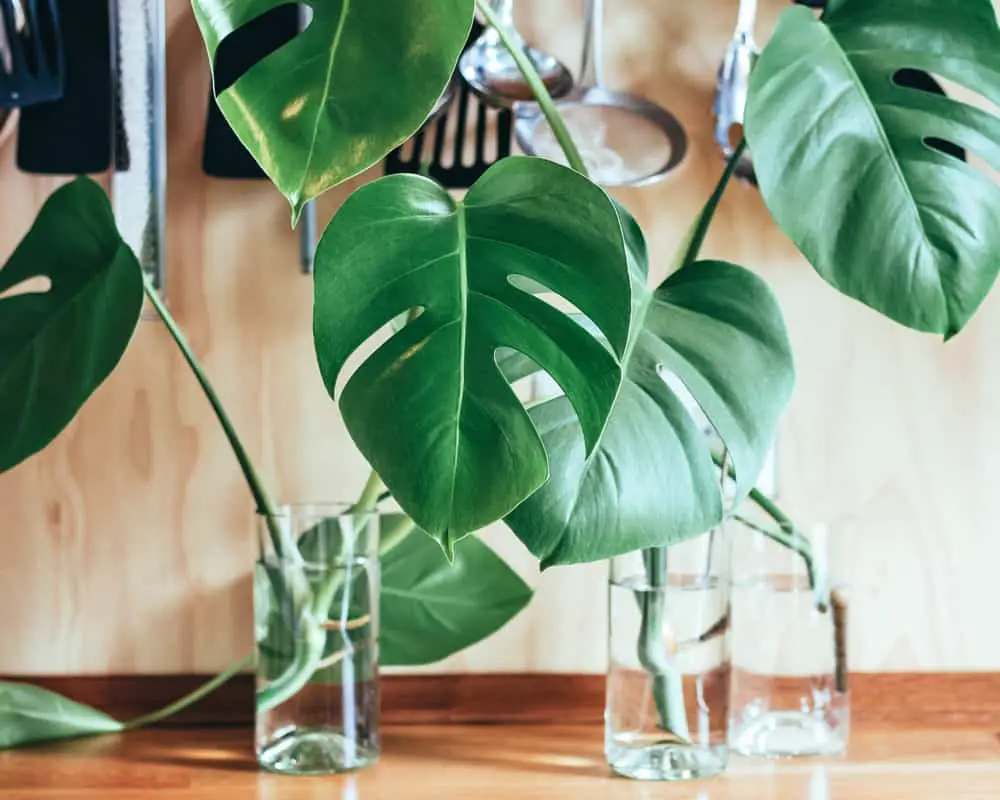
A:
[{"xmin": 1, "ymin": 0, "xmax": 999, "ymax": 676}]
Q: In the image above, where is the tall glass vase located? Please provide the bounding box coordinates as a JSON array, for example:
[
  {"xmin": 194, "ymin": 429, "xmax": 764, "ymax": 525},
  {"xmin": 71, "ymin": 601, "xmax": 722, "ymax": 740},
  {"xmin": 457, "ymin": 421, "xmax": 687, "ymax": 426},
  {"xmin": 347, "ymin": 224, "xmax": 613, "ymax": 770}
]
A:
[
  {"xmin": 606, "ymin": 531, "xmax": 731, "ymax": 781},
  {"xmin": 729, "ymin": 516, "xmax": 850, "ymax": 757},
  {"xmin": 255, "ymin": 504, "xmax": 380, "ymax": 775}
]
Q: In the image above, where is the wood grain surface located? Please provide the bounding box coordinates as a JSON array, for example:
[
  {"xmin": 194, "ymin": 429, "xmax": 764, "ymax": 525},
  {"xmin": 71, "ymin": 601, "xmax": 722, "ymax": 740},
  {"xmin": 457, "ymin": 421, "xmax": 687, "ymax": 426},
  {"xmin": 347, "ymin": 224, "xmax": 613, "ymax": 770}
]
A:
[
  {"xmin": 2, "ymin": 0, "xmax": 1000, "ymax": 676},
  {"xmin": 3, "ymin": 724, "xmax": 1000, "ymax": 798}
]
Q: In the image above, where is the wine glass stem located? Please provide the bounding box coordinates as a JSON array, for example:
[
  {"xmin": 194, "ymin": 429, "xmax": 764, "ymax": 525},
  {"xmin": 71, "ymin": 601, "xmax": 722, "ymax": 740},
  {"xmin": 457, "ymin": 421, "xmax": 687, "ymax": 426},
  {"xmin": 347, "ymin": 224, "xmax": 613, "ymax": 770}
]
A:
[{"xmin": 580, "ymin": 0, "xmax": 604, "ymax": 87}]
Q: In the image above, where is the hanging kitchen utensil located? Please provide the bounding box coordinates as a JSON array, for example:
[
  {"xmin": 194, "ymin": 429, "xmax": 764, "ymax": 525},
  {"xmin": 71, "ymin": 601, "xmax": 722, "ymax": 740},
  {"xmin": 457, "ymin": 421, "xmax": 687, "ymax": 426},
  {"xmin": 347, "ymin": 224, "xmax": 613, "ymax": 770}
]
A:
[
  {"xmin": 516, "ymin": 0, "xmax": 687, "ymax": 188},
  {"xmin": 295, "ymin": 4, "xmax": 316, "ymax": 275},
  {"xmin": 0, "ymin": 0, "xmax": 63, "ymax": 107},
  {"xmin": 0, "ymin": 107, "xmax": 12, "ymax": 146},
  {"xmin": 201, "ymin": 4, "xmax": 298, "ymax": 180},
  {"xmin": 385, "ymin": 21, "xmax": 512, "ymax": 189},
  {"xmin": 459, "ymin": 0, "xmax": 573, "ymax": 109},
  {"xmin": 713, "ymin": 0, "xmax": 759, "ymax": 184},
  {"xmin": 111, "ymin": 0, "xmax": 166, "ymax": 296},
  {"xmin": 200, "ymin": 4, "xmax": 317, "ymax": 274},
  {"xmin": 15, "ymin": 0, "xmax": 125, "ymax": 174}
]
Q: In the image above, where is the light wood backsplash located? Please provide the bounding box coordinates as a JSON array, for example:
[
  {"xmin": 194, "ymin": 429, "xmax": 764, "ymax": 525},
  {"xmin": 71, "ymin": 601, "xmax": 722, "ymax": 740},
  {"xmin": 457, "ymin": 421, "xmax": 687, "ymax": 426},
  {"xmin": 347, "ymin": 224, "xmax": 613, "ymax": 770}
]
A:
[{"xmin": 1, "ymin": 0, "xmax": 998, "ymax": 675}]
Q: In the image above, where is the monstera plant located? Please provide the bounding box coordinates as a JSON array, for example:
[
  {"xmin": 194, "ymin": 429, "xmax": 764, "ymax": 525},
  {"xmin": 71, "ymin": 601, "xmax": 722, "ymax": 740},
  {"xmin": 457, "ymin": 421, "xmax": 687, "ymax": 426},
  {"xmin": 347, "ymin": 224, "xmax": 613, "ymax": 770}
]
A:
[{"xmin": 1, "ymin": 0, "xmax": 999, "ymax": 751}]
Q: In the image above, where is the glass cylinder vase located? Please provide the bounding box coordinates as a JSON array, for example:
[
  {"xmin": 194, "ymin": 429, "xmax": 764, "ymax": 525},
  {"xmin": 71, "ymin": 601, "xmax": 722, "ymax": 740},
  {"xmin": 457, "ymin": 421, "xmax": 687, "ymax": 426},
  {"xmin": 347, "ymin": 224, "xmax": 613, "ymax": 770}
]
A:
[
  {"xmin": 254, "ymin": 504, "xmax": 380, "ymax": 775},
  {"xmin": 729, "ymin": 516, "xmax": 850, "ymax": 758},
  {"xmin": 606, "ymin": 531, "xmax": 731, "ymax": 781}
]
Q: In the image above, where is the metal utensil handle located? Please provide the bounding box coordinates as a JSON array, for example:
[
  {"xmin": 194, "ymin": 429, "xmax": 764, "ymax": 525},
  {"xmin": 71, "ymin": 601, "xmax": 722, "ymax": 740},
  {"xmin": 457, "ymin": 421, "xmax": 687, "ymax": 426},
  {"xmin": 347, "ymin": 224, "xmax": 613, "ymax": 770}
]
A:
[
  {"xmin": 298, "ymin": 2, "xmax": 316, "ymax": 274},
  {"xmin": 488, "ymin": 0, "xmax": 515, "ymax": 27},
  {"xmin": 111, "ymin": 0, "xmax": 166, "ymax": 294},
  {"xmin": 735, "ymin": 0, "xmax": 758, "ymax": 41},
  {"xmin": 299, "ymin": 201, "xmax": 317, "ymax": 274},
  {"xmin": 580, "ymin": 0, "xmax": 604, "ymax": 87}
]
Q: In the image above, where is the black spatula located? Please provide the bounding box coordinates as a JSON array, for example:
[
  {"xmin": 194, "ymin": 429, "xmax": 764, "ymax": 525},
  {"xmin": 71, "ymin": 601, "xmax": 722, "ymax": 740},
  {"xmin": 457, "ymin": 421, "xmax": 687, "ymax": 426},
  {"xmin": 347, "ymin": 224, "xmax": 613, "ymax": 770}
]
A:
[
  {"xmin": 15, "ymin": 0, "xmax": 124, "ymax": 174},
  {"xmin": 202, "ymin": 4, "xmax": 299, "ymax": 179},
  {"xmin": 385, "ymin": 22, "xmax": 513, "ymax": 189}
]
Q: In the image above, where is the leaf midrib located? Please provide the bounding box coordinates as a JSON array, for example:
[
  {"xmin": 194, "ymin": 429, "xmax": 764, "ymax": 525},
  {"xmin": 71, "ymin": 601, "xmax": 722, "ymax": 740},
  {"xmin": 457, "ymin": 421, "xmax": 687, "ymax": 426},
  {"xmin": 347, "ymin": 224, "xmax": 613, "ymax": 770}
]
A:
[
  {"xmin": 300, "ymin": 0, "xmax": 351, "ymax": 203},
  {"xmin": 445, "ymin": 203, "xmax": 470, "ymax": 533},
  {"xmin": 818, "ymin": 18, "xmax": 943, "ymax": 295},
  {"xmin": 543, "ymin": 290, "xmax": 654, "ymax": 560}
]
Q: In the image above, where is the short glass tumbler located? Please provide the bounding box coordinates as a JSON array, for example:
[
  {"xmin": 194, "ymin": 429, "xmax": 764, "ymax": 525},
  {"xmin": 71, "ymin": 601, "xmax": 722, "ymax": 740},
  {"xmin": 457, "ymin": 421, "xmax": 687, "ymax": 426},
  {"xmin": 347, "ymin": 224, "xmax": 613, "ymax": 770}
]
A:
[
  {"xmin": 606, "ymin": 533, "xmax": 731, "ymax": 781},
  {"xmin": 255, "ymin": 504, "xmax": 380, "ymax": 775},
  {"xmin": 729, "ymin": 517, "xmax": 849, "ymax": 758}
]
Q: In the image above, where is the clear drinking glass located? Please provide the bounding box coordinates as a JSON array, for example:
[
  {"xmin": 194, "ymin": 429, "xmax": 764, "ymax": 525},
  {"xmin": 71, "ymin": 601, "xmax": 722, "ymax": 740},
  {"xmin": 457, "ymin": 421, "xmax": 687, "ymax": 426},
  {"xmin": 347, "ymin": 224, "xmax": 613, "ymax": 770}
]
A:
[
  {"xmin": 606, "ymin": 532, "xmax": 731, "ymax": 781},
  {"xmin": 255, "ymin": 504, "xmax": 380, "ymax": 775},
  {"xmin": 729, "ymin": 516, "xmax": 850, "ymax": 758}
]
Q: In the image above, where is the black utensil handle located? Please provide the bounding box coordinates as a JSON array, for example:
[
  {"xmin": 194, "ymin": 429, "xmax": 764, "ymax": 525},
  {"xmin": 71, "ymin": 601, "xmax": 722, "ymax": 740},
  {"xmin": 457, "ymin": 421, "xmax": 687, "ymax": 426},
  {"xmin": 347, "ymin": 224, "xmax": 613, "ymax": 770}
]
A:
[
  {"xmin": 202, "ymin": 4, "xmax": 299, "ymax": 179},
  {"xmin": 16, "ymin": 0, "xmax": 119, "ymax": 174}
]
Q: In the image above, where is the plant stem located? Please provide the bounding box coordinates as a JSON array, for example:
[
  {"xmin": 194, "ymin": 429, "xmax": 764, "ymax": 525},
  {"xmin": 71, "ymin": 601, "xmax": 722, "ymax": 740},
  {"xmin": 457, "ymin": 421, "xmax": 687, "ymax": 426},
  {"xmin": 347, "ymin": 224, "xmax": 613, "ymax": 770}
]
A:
[
  {"xmin": 255, "ymin": 512, "xmax": 418, "ymax": 713},
  {"xmin": 256, "ymin": 612, "xmax": 329, "ymax": 712},
  {"xmin": 638, "ymin": 548, "xmax": 691, "ymax": 741},
  {"xmin": 124, "ymin": 653, "xmax": 253, "ymax": 730},
  {"xmin": 475, "ymin": 0, "xmax": 589, "ymax": 178},
  {"xmin": 380, "ymin": 515, "xmax": 417, "ymax": 557},
  {"xmin": 709, "ymin": 450, "xmax": 828, "ymax": 610},
  {"xmin": 672, "ymin": 138, "xmax": 748, "ymax": 274},
  {"xmin": 351, "ymin": 472, "xmax": 385, "ymax": 514},
  {"xmin": 142, "ymin": 277, "xmax": 292, "ymax": 558},
  {"xmin": 732, "ymin": 513, "xmax": 826, "ymax": 612}
]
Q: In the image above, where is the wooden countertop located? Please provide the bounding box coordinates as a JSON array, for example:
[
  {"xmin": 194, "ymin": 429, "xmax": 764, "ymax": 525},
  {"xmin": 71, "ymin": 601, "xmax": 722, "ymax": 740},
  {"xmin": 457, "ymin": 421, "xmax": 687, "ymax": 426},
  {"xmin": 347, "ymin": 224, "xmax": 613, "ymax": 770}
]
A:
[{"xmin": 2, "ymin": 724, "xmax": 1000, "ymax": 798}]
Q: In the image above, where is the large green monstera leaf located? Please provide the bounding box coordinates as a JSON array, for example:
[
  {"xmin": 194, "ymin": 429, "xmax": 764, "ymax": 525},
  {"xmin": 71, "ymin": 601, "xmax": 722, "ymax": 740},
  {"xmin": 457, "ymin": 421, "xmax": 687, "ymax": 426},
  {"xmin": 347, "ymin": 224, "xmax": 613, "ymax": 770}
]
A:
[
  {"xmin": 314, "ymin": 157, "xmax": 634, "ymax": 553},
  {"xmin": 0, "ymin": 179, "xmax": 144, "ymax": 475},
  {"xmin": 192, "ymin": 0, "xmax": 474, "ymax": 217},
  {"xmin": 507, "ymin": 219, "xmax": 794, "ymax": 568},
  {"xmin": 746, "ymin": 0, "xmax": 1000, "ymax": 338}
]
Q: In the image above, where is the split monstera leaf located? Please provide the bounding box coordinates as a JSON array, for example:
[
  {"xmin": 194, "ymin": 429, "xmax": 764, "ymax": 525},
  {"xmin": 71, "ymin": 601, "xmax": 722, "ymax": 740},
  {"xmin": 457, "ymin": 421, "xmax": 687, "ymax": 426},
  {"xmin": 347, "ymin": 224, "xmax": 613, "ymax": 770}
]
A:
[
  {"xmin": 191, "ymin": 0, "xmax": 475, "ymax": 219},
  {"xmin": 747, "ymin": 0, "xmax": 1000, "ymax": 337}
]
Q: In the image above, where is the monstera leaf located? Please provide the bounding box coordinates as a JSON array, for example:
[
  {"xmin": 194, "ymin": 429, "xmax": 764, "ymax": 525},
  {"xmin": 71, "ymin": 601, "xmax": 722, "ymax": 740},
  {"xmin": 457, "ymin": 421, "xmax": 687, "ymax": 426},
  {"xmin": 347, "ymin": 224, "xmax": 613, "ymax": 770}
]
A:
[
  {"xmin": 0, "ymin": 178, "xmax": 144, "ymax": 475},
  {"xmin": 192, "ymin": 0, "xmax": 474, "ymax": 217},
  {"xmin": 507, "ymin": 218, "xmax": 794, "ymax": 567},
  {"xmin": 380, "ymin": 516, "xmax": 533, "ymax": 666},
  {"xmin": 746, "ymin": 0, "xmax": 1000, "ymax": 338},
  {"xmin": 314, "ymin": 157, "xmax": 634, "ymax": 552}
]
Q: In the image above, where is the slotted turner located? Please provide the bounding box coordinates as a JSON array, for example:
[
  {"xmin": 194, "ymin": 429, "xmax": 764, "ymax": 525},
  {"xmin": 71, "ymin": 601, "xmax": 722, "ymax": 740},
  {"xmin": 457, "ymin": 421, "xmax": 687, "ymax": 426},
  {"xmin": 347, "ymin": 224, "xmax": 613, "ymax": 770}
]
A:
[
  {"xmin": 385, "ymin": 22, "xmax": 512, "ymax": 189},
  {"xmin": 0, "ymin": 0, "xmax": 64, "ymax": 107}
]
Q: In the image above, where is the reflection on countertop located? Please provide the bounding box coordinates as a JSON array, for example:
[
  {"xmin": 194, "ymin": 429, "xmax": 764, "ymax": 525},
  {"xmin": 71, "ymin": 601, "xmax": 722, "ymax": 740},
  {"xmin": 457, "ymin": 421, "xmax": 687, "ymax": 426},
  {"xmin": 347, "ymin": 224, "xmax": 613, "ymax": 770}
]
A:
[{"xmin": 2, "ymin": 725, "xmax": 1000, "ymax": 798}]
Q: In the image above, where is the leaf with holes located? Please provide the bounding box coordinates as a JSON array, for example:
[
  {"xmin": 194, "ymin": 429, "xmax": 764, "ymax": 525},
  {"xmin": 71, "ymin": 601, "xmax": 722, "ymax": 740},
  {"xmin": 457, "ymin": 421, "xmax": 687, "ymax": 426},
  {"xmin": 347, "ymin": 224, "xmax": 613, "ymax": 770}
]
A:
[
  {"xmin": 0, "ymin": 683, "xmax": 123, "ymax": 749},
  {"xmin": 380, "ymin": 516, "xmax": 533, "ymax": 666},
  {"xmin": 746, "ymin": 0, "xmax": 1000, "ymax": 338},
  {"xmin": 191, "ymin": 0, "xmax": 474, "ymax": 218},
  {"xmin": 313, "ymin": 156, "xmax": 634, "ymax": 553},
  {"xmin": 506, "ymin": 214, "xmax": 794, "ymax": 567},
  {"xmin": 0, "ymin": 178, "xmax": 144, "ymax": 475}
]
